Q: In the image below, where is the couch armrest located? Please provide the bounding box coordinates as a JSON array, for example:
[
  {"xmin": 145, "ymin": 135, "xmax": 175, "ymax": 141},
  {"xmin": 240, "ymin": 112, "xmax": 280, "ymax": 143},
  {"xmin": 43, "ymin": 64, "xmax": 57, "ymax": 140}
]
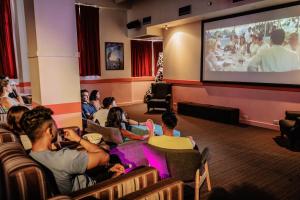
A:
[
  {"xmin": 48, "ymin": 195, "xmax": 72, "ymax": 200},
  {"xmin": 70, "ymin": 166, "xmax": 158, "ymax": 200},
  {"xmin": 119, "ymin": 178, "xmax": 183, "ymax": 200},
  {"xmin": 146, "ymin": 93, "xmax": 154, "ymax": 102},
  {"xmin": 285, "ymin": 111, "xmax": 300, "ymax": 120}
]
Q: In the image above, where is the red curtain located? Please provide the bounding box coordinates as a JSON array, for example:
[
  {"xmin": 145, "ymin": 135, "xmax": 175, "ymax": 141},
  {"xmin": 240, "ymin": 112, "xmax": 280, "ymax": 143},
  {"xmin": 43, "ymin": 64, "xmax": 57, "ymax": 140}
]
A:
[
  {"xmin": 0, "ymin": 0, "xmax": 17, "ymax": 78},
  {"xmin": 131, "ymin": 40, "xmax": 152, "ymax": 77},
  {"xmin": 153, "ymin": 41, "xmax": 163, "ymax": 74},
  {"xmin": 76, "ymin": 5, "xmax": 100, "ymax": 76}
]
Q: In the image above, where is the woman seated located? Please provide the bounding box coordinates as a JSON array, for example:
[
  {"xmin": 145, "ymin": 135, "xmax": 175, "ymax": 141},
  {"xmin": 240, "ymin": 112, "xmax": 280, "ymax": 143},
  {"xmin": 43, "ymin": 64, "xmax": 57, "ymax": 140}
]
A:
[
  {"xmin": 106, "ymin": 107, "xmax": 149, "ymax": 141},
  {"xmin": 6, "ymin": 106, "xmax": 31, "ymax": 150},
  {"xmin": 89, "ymin": 90, "xmax": 101, "ymax": 111},
  {"xmin": 0, "ymin": 79, "xmax": 24, "ymax": 110}
]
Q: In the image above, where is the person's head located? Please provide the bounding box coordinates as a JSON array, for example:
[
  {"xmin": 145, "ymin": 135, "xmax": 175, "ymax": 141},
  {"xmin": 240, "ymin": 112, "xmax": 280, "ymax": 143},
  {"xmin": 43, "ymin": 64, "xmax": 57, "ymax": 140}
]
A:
[
  {"xmin": 20, "ymin": 106, "xmax": 57, "ymax": 144},
  {"xmin": 251, "ymin": 34, "xmax": 258, "ymax": 43},
  {"xmin": 161, "ymin": 111, "xmax": 178, "ymax": 134},
  {"xmin": 7, "ymin": 106, "xmax": 30, "ymax": 133},
  {"xmin": 106, "ymin": 107, "xmax": 123, "ymax": 128},
  {"xmin": 0, "ymin": 75, "xmax": 9, "ymax": 80},
  {"xmin": 102, "ymin": 97, "xmax": 116, "ymax": 109},
  {"xmin": 239, "ymin": 36, "xmax": 246, "ymax": 45},
  {"xmin": 257, "ymin": 33, "xmax": 264, "ymax": 43},
  {"xmin": 206, "ymin": 38, "xmax": 217, "ymax": 53},
  {"xmin": 288, "ymin": 32, "xmax": 299, "ymax": 50},
  {"xmin": 270, "ymin": 29, "xmax": 285, "ymax": 45},
  {"xmin": 0, "ymin": 79, "xmax": 12, "ymax": 96},
  {"xmin": 81, "ymin": 89, "xmax": 89, "ymax": 103},
  {"xmin": 89, "ymin": 90, "xmax": 100, "ymax": 101}
]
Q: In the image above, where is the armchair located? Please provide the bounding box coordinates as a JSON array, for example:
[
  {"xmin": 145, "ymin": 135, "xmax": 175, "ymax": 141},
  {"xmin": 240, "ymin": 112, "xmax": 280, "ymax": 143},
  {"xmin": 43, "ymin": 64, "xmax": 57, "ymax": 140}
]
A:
[
  {"xmin": 146, "ymin": 83, "xmax": 172, "ymax": 112},
  {"xmin": 279, "ymin": 111, "xmax": 300, "ymax": 147},
  {"xmin": 143, "ymin": 144, "xmax": 211, "ymax": 200}
]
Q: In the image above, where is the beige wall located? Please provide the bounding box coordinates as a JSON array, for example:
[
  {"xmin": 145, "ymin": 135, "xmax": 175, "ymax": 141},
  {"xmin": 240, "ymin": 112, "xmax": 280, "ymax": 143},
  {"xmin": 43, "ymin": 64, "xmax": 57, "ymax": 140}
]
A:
[
  {"xmin": 127, "ymin": 0, "xmax": 298, "ymax": 37},
  {"xmin": 99, "ymin": 8, "xmax": 131, "ymax": 78},
  {"xmin": 164, "ymin": 22, "xmax": 200, "ymax": 80},
  {"xmin": 163, "ymin": 22, "xmax": 300, "ymax": 129}
]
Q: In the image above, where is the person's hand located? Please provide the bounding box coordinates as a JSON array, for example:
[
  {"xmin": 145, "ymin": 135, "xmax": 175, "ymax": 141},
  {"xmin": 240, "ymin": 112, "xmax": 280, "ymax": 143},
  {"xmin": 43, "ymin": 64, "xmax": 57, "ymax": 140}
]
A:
[
  {"xmin": 142, "ymin": 134, "xmax": 150, "ymax": 140},
  {"xmin": 64, "ymin": 129, "xmax": 81, "ymax": 143},
  {"xmin": 187, "ymin": 136, "xmax": 194, "ymax": 141},
  {"xmin": 109, "ymin": 164, "xmax": 125, "ymax": 177}
]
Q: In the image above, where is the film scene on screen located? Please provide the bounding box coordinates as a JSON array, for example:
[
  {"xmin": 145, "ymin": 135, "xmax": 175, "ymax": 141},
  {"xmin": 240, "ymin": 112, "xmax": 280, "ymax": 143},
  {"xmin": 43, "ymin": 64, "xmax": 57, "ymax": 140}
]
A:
[{"xmin": 205, "ymin": 16, "xmax": 300, "ymax": 72}]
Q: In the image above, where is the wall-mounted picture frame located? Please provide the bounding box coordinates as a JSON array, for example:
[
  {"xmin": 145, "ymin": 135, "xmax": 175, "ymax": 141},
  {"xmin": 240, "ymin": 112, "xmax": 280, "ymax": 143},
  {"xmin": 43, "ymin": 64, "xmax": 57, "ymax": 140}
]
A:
[{"xmin": 105, "ymin": 42, "xmax": 124, "ymax": 70}]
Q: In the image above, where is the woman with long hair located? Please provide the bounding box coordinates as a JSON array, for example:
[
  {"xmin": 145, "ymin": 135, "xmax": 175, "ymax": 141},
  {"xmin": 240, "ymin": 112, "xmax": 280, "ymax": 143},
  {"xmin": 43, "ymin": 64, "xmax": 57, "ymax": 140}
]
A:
[
  {"xmin": 0, "ymin": 79, "xmax": 24, "ymax": 110},
  {"xmin": 106, "ymin": 107, "xmax": 149, "ymax": 141},
  {"xmin": 89, "ymin": 90, "xmax": 101, "ymax": 110},
  {"xmin": 6, "ymin": 105, "xmax": 31, "ymax": 150}
]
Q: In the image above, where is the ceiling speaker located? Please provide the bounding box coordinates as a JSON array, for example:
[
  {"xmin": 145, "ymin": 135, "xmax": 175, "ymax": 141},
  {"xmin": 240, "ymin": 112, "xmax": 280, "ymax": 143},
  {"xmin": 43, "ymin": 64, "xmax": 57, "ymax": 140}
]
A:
[{"xmin": 127, "ymin": 20, "xmax": 141, "ymax": 29}]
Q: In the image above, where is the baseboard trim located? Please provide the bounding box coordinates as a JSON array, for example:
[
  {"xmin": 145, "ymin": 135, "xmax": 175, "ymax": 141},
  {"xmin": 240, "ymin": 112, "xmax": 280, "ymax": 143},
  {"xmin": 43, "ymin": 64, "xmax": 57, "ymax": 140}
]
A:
[
  {"xmin": 118, "ymin": 100, "xmax": 144, "ymax": 106},
  {"xmin": 240, "ymin": 119, "xmax": 279, "ymax": 130}
]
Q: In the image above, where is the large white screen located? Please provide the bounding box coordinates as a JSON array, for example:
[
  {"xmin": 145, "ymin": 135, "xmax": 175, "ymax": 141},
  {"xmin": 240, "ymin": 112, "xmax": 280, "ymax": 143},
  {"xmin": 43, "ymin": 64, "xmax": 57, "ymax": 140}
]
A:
[{"xmin": 202, "ymin": 3, "xmax": 300, "ymax": 85}]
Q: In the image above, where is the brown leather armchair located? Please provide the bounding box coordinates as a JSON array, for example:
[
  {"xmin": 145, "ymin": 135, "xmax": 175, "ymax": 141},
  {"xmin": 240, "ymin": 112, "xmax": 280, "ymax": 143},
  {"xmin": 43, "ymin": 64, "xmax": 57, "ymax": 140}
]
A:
[{"xmin": 146, "ymin": 83, "xmax": 172, "ymax": 112}]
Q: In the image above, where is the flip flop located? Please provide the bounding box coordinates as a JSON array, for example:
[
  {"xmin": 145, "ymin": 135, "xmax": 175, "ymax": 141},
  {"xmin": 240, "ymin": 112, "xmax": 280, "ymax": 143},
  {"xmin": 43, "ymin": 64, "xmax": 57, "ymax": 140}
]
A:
[{"xmin": 145, "ymin": 119, "xmax": 155, "ymax": 133}]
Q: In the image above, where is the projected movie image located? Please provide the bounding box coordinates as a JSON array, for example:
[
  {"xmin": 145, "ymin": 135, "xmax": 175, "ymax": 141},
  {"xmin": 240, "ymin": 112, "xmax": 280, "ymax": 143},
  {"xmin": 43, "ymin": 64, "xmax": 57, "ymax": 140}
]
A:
[{"xmin": 204, "ymin": 16, "xmax": 300, "ymax": 73}]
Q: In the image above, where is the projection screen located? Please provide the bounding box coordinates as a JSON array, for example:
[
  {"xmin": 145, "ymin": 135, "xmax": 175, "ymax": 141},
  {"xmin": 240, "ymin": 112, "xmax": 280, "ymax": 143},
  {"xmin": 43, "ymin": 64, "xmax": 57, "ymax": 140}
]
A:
[{"xmin": 201, "ymin": 2, "xmax": 300, "ymax": 86}]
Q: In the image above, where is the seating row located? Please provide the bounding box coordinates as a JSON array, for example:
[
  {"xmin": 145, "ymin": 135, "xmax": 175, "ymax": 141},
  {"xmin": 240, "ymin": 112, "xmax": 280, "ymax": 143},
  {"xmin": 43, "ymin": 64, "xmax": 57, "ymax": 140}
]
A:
[{"xmin": 0, "ymin": 129, "xmax": 184, "ymax": 200}]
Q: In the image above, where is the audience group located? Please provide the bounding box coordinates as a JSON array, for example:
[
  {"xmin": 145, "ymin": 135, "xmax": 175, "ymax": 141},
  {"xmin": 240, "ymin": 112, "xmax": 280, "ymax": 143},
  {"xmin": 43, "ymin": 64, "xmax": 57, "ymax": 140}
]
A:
[{"xmin": 0, "ymin": 79, "xmax": 196, "ymax": 195}]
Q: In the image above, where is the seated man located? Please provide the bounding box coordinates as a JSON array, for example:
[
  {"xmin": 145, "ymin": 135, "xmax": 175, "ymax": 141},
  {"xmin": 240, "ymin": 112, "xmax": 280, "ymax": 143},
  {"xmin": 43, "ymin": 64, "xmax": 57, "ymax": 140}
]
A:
[
  {"xmin": 148, "ymin": 111, "xmax": 195, "ymax": 149},
  {"xmin": 81, "ymin": 89, "xmax": 97, "ymax": 119},
  {"xmin": 93, "ymin": 97, "xmax": 115, "ymax": 126},
  {"xmin": 20, "ymin": 106, "xmax": 124, "ymax": 194}
]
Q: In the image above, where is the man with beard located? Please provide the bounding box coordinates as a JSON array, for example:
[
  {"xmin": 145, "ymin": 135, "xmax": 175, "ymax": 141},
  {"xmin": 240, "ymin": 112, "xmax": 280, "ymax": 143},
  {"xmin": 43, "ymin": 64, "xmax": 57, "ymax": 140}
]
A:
[{"xmin": 21, "ymin": 106, "xmax": 124, "ymax": 194}]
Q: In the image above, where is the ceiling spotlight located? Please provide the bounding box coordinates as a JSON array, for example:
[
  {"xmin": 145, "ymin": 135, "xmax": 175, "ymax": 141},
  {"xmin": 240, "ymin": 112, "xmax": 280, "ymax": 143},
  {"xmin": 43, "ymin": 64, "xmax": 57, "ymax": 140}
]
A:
[{"xmin": 164, "ymin": 25, "xmax": 168, "ymax": 30}]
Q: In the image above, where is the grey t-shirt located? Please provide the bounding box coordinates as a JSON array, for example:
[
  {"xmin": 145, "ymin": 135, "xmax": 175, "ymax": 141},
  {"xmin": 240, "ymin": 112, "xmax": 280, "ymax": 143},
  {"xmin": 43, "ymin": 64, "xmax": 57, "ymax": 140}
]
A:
[{"xmin": 30, "ymin": 148, "xmax": 95, "ymax": 194}]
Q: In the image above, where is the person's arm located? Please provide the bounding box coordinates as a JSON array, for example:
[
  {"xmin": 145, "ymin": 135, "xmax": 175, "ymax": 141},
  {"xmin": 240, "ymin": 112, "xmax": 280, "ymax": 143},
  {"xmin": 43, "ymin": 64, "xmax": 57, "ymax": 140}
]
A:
[
  {"xmin": 16, "ymin": 95, "xmax": 25, "ymax": 105},
  {"xmin": 128, "ymin": 119, "xmax": 146, "ymax": 126},
  {"xmin": 120, "ymin": 129, "xmax": 148, "ymax": 140},
  {"xmin": 63, "ymin": 129, "xmax": 109, "ymax": 170},
  {"xmin": 247, "ymin": 53, "xmax": 261, "ymax": 72},
  {"xmin": 2, "ymin": 97, "xmax": 14, "ymax": 109}
]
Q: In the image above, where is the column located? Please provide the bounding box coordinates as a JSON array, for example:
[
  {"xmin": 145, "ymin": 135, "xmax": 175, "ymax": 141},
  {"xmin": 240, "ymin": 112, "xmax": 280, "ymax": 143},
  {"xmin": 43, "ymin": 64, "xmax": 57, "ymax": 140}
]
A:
[{"xmin": 25, "ymin": 0, "xmax": 82, "ymax": 128}]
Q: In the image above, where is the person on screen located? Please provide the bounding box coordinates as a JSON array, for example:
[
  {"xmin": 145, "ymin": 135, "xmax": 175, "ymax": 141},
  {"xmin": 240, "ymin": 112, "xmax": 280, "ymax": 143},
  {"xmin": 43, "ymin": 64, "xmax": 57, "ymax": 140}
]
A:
[
  {"xmin": 247, "ymin": 29, "xmax": 300, "ymax": 72},
  {"xmin": 256, "ymin": 33, "xmax": 269, "ymax": 54},
  {"xmin": 237, "ymin": 36, "xmax": 247, "ymax": 56},
  {"xmin": 285, "ymin": 32, "xmax": 300, "ymax": 58},
  {"xmin": 205, "ymin": 39, "xmax": 222, "ymax": 71},
  {"xmin": 249, "ymin": 34, "xmax": 259, "ymax": 56}
]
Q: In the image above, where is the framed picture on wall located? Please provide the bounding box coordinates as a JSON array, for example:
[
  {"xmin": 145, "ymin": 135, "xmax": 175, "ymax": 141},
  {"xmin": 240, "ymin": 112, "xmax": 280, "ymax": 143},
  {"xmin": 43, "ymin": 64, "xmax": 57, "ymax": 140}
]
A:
[{"xmin": 105, "ymin": 42, "xmax": 124, "ymax": 70}]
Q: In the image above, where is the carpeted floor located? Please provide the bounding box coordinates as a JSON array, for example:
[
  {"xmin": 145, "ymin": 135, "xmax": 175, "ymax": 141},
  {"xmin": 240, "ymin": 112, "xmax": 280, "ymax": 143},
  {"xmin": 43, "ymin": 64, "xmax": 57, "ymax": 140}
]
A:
[{"xmin": 123, "ymin": 103, "xmax": 300, "ymax": 200}]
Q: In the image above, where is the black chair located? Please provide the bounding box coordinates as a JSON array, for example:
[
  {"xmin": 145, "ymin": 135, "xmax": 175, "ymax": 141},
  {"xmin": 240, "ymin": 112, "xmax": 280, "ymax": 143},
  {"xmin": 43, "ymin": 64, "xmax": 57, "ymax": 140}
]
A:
[
  {"xmin": 146, "ymin": 83, "xmax": 172, "ymax": 112},
  {"xmin": 279, "ymin": 111, "xmax": 300, "ymax": 147}
]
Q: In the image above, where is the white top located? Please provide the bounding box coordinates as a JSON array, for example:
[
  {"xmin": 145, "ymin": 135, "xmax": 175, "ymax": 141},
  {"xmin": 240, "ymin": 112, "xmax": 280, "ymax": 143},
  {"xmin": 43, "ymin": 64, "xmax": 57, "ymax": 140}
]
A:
[
  {"xmin": 93, "ymin": 108, "xmax": 109, "ymax": 127},
  {"xmin": 256, "ymin": 42, "xmax": 269, "ymax": 54},
  {"xmin": 248, "ymin": 45, "xmax": 300, "ymax": 72},
  {"xmin": 249, "ymin": 43, "xmax": 259, "ymax": 56}
]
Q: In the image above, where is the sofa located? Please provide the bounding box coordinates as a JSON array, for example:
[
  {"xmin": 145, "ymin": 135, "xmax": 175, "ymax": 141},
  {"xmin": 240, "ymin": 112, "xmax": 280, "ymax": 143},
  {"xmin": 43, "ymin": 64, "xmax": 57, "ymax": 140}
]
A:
[{"xmin": 0, "ymin": 130, "xmax": 162, "ymax": 200}]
